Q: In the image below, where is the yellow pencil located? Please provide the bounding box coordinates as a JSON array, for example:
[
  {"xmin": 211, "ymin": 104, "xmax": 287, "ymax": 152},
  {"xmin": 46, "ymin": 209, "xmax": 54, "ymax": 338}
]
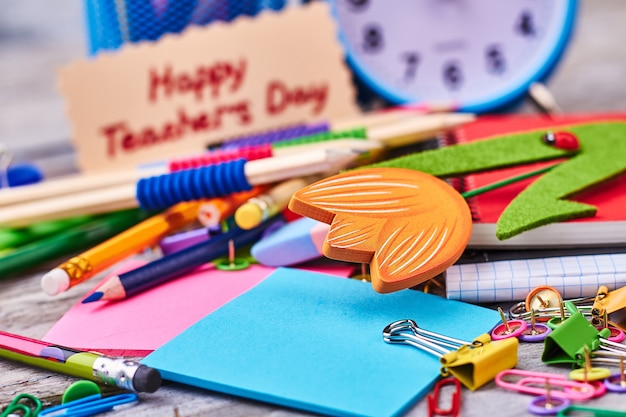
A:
[
  {"xmin": 197, "ymin": 186, "xmax": 268, "ymax": 228},
  {"xmin": 234, "ymin": 176, "xmax": 319, "ymax": 230},
  {"xmin": 40, "ymin": 201, "xmax": 202, "ymax": 296}
]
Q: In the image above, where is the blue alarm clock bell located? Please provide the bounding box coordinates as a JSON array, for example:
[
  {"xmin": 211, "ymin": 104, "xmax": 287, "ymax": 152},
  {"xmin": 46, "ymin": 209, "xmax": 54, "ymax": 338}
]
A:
[{"xmin": 330, "ymin": 0, "xmax": 578, "ymax": 113}]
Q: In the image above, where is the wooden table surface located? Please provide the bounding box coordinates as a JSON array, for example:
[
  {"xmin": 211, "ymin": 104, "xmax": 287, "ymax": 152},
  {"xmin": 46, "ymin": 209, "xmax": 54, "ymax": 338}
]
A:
[{"xmin": 2, "ymin": 1, "xmax": 626, "ymax": 416}]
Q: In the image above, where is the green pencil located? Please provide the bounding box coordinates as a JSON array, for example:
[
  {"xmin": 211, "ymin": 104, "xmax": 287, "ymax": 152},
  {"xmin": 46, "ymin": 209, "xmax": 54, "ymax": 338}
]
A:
[
  {"xmin": 0, "ymin": 214, "xmax": 94, "ymax": 251},
  {"xmin": 0, "ymin": 208, "xmax": 148, "ymax": 277}
]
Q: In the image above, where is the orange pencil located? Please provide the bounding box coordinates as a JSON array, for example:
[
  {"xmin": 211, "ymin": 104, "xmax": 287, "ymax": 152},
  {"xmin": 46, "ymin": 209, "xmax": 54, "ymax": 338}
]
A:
[{"xmin": 40, "ymin": 201, "xmax": 202, "ymax": 296}]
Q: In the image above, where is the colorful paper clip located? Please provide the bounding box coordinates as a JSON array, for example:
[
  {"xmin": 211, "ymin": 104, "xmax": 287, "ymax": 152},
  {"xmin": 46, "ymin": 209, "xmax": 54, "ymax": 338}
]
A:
[
  {"xmin": 0, "ymin": 393, "xmax": 42, "ymax": 417},
  {"xmin": 383, "ymin": 319, "xmax": 518, "ymax": 391},
  {"xmin": 38, "ymin": 393, "xmax": 138, "ymax": 417},
  {"xmin": 495, "ymin": 369, "xmax": 598, "ymax": 401},
  {"xmin": 557, "ymin": 405, "xmax": 626, "ymax": 417},
  {"xmin": 427, "ymin": 377, "xmax": 461, "ymax": 417}
]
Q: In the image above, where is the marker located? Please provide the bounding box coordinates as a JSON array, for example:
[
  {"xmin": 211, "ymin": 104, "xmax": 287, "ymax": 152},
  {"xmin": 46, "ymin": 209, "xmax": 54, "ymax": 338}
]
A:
[
  {"xmin": 251, "ymin": 216, "xmax": 330, "ymax": 266},
  {"xmin": 0, "ymin": 329, "xmax": 161, "ymax": 392}
]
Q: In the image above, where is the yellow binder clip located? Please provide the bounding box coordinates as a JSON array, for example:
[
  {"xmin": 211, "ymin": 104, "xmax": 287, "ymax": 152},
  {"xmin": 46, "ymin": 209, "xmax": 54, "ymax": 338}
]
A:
[
  {"xmin": 383, "ymin": 319, "xmax": 519, "ymax": 391},
  {"xmin": 592, "ymin": 285, "xmax": 626, "ymax": 325}
]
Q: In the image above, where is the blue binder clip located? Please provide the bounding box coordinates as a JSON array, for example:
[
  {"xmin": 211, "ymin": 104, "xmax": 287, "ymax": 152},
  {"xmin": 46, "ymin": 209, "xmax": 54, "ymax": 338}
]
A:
[{"xmin": 38, "ymin": 393, "xmax": 138, "ymax": 417}]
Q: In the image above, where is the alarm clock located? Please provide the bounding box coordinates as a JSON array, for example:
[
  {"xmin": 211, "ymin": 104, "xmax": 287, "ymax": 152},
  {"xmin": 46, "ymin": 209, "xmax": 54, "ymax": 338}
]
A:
[{"xmin": 329, "ymin": 1, "xmax": 578, "ymax": 113}]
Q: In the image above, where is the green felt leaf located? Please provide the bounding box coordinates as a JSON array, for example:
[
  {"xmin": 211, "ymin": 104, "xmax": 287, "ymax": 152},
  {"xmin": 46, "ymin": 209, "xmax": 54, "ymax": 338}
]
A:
[
  {"xmin": 496, "ymin": 122, "xmax": 626, "ymax": 239},
  {"xmin": 367, "ymin": 129, "xmax": 573, "ymax": 177},
  {"xmin": 364, "ymin": 121, "xmax": 626, "ymax": 240}
]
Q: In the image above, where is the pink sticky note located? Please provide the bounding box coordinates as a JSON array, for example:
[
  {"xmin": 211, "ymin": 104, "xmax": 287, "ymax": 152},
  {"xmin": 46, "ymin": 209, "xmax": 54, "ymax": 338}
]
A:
[{"xmin": 43, "ymin": 260, "xmax": 354, "ymax": 356}]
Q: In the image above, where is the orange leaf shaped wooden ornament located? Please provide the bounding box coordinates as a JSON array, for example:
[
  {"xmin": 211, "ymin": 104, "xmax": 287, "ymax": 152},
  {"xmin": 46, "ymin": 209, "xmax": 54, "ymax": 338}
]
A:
[{"xmin": 288, "ymin": 168, "xmax": 472, "ymax": 293}]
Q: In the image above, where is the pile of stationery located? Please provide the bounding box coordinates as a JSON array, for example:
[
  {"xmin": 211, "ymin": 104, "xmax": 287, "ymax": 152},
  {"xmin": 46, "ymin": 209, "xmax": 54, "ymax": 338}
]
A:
[{"xmin": 3, "ymin": 3, "xmax": 626, "ymax": 417}]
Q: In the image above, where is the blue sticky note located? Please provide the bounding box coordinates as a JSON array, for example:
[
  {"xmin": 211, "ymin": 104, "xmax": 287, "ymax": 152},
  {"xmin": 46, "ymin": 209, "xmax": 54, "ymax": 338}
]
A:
[{"xmin": 142, "ymin": 268, "xmax": 501, "ymax": 417}]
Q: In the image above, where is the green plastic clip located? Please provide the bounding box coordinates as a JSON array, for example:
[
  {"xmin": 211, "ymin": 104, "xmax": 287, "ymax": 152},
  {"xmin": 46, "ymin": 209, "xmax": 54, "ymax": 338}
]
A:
[{"xmin": 542, "ymin": 301, "xmax": 611, "ymax": 366}]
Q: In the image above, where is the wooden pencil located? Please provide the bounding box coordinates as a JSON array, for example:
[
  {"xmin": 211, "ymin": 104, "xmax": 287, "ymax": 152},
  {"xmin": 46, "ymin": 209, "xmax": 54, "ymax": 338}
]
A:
[
  {"xmin": 0, "ymin": 113, "xmax": 473, "ymax": 209},
  {"xmin": 0, "ymin": 148, "xmax": 358, "ymax": 227},
  {"xmin": 82, "ymin": 216, "xmax": 284, "ymax": 303},
  {"xmin": 40, "ymin": 201, "xmax": 203, "ymax": 295}
]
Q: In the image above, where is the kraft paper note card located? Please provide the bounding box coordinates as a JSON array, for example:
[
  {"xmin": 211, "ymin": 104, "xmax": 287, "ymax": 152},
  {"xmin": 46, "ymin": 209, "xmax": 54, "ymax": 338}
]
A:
[
  {"xmin": 43, "ymin": 260, "xmax": 355, "ymax": 356},
  {"xmin": 142, "ymin": 268, "xmax": 501, "ymax": 417},
  {"xmin": 59, "ymin": 2, "xmax": 359, "ymax": 172}
]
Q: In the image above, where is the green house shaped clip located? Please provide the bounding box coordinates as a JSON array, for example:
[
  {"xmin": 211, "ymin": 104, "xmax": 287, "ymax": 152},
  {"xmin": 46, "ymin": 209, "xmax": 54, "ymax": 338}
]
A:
[{"xmin": 541, "ymin": 301, "xmax": 610, "ymax": 366}]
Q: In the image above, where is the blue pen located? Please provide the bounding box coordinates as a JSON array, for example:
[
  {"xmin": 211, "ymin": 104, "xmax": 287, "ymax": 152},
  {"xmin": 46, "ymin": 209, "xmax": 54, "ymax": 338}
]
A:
[{"xmin": 83, "ymin": 215, "xmax": 284, "ymax": 303}]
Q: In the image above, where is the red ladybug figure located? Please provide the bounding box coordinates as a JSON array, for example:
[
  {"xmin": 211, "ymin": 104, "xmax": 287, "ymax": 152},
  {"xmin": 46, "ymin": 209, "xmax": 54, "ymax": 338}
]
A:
[{"xmin": 542, "ymin": 131, "xmax": 580, "ymax": 150}]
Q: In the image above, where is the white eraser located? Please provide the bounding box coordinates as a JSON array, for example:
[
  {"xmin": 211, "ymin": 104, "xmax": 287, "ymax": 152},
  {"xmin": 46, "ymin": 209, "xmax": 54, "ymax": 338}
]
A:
[{"xmin": 40, "ymin": 269, "xmax": 70, "ymax": 295}]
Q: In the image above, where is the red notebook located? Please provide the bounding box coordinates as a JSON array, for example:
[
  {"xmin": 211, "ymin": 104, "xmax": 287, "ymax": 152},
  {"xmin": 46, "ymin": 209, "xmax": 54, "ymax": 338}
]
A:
[{"xmin": 446, "ymin": 113, "xmax": 626, "ymax": 249}]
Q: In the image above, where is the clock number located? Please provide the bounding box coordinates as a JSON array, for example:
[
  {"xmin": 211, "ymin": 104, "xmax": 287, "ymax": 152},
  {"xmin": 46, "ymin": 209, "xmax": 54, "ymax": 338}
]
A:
[
  {"xmin": 362, "ymin": 23, "xmax": 384, "ymax": 54},
  {"xmin": 485, "ymin": 45, "xmax": 506, "ymax": 75},
  {"xmin": 443, "ymin": 61, "xmax": 463, "ymax": 90},
  {"xmin": 345, "ymin": 0, "xmax": 369, "ymax": 12},
  {"xmin": 401, "ymin": 52, "xmax": 420, "ymax": 82},
  {"xmin": 516, "ymin": 10, "xmax": 536, "ymax": 37}
]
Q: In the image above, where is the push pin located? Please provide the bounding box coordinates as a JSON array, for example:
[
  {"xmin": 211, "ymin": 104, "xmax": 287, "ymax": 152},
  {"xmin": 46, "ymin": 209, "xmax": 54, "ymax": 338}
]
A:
[
  {"xmin": 527, "ymin": 379, "xmax": 570, "ymax": 416},
  {"xmin": 569, "ymin": 345, "xmax": 611, "ymax": 383},
  {"xmin": 520, "ymin": 310, "xmax": 551, "ymax": 343},
  {"xmin": 215, "ymin": 238, "xmax": 250, "ymax": 271},
  {"xmin": 547, "ymin": 302, "xmax": 568, "ymax": 330},
  {"xmin": 604, "ymin": 356, "xmax": 626, "ymax": 393},
  {"xmin": 351, "ymin": 263, "xmax": 371, "ymax": 282},
  {"xmin": 491, "ymin": 307, "xmax": 527, "ymax": 340},
  {"xmin": 526, "ymin": 286, "xmax": 561, "ymax": 312}
]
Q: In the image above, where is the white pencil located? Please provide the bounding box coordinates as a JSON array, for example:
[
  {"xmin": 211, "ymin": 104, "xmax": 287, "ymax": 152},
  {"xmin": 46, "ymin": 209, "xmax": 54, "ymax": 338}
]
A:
[
  {"xmin": 0, "ymin": 113, "xmax": 473, "ymax": 209},
  {"xmin": 0, "ymin": 148, "xmax": 359, "ymax": 227}
]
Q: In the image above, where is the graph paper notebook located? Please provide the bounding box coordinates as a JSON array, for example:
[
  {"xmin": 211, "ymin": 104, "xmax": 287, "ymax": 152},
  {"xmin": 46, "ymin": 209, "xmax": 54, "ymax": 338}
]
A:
[
  {"xmin": 142, "ymin": 268, "xmax": 501, "ymax": 417},
  {"xmin": 447, "ymin": 113, "xmax": 626, "ymax": 248},
  {"xmin": 446, "ymin": 253, "xmax": 626, "ymax": 303}
]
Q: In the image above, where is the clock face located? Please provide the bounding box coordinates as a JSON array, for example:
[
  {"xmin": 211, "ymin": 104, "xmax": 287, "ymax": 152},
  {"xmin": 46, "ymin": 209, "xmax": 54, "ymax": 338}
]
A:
[{"xmin": 331, "ymin": 0, "xmax": 577, "ymax": 112}]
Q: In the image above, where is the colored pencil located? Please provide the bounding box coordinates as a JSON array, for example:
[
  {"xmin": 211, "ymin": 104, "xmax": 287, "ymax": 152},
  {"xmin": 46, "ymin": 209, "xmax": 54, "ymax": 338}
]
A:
[
  {"xmin": 0, "ymin": 209, "xmax": 147, "ymax": 278},
  {"xmin": 40, "ymin": 201, "xmax": 202, "ymax": 295},
  {"xmin": 0, "ymin": 148, "xmax": 358, "ymax": 226},
  {"xmin": 0, "ymin": 112, "xmax": 473, "ymax": 212},
  {"xmin": 234, "ymin": 176, "xmax": 319, "ymax": 230},
  {"xmin": 82, "ymin": 215, "xmax": 284, "ymax": 303}
]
